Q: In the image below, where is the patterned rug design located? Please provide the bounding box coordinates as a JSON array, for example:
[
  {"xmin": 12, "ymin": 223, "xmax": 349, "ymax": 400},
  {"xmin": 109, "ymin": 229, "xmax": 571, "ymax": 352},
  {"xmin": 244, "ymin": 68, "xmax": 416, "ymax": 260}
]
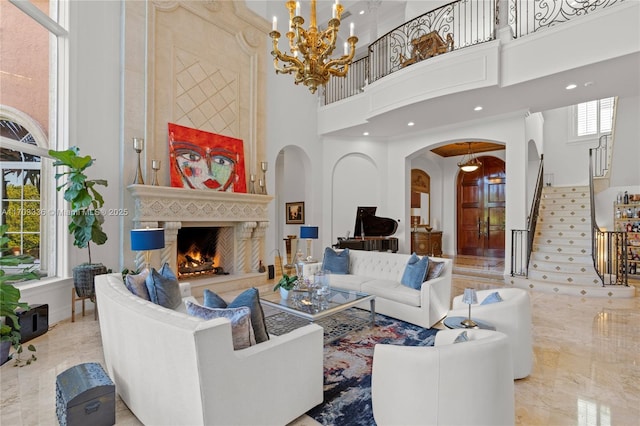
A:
[
  {"xmin": 306, "ymin": 314, "xmax": 439, "ymax": 426},
  {"xmin": 265, "ymin": 308, "xmax": 372, "ymax": 343}
]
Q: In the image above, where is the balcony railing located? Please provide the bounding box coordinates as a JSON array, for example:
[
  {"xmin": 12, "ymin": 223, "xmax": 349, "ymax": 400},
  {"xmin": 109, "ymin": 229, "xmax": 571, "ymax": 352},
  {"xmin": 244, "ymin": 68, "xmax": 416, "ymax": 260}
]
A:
[
  {"xmin": 509, "ymin": 0, "xmax": 627, "ymax": 38},
  {"xmin": 323, "ymin": 0, "xmax": 625, "ymax": 105}
]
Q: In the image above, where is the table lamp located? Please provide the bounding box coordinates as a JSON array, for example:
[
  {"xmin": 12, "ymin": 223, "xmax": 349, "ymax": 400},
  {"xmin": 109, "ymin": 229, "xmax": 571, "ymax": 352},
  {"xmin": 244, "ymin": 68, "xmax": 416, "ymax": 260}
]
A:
[
  {"xmin": 460, "ymin": 288, "xmax": 478, "ymax": 328},
  {"xmin": 131, "ymin": 228, "xmax": 165, "ymax": 270},
  {"xmin": 300, "ymin": 225, "xmax": 319, "ymax": 261}
]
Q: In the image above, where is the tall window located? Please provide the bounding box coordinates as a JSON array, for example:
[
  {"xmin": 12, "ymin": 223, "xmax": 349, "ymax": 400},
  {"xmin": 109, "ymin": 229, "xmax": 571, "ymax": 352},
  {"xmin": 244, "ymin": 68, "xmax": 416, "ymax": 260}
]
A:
[
  {"xmin": 572, "ymin": 97, "xmax": 615, "ymax": 139},
  {"xmin": 0, "ymin": 0, "xmax": 68, "ymax": 280}
]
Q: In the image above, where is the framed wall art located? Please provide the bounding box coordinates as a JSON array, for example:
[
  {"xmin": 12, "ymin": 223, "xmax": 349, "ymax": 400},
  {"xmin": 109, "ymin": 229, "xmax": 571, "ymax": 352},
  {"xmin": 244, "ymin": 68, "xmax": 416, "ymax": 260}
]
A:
[
  {"xmin": 286, "ymin": 202, "xmax": 305, "ymax": 224},
  {"xmin": 168, "ymin": 123, "xmax": 247, "ymax": 192}
]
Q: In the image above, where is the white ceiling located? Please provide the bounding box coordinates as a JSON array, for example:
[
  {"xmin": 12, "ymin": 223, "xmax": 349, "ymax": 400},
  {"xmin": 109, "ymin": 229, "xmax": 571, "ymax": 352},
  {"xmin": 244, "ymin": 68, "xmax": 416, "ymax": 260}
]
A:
[{"xmin": 251, "ymin": 1, "xmax": 640, "ymax": 139}]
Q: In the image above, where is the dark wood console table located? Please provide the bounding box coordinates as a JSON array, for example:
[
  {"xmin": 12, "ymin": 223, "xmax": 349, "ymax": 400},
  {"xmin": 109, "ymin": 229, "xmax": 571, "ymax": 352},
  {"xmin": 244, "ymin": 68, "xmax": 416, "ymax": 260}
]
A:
[{"xmin": 411, "ymin": 231, "xmax": 442, "ymax": 256}]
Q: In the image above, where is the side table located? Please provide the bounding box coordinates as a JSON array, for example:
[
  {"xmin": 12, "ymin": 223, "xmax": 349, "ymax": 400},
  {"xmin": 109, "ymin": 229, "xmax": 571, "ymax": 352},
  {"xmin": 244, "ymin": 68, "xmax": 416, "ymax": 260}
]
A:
[{"xmin": 443, "ymin": 316, "xmax": 495, "ymax": 330}]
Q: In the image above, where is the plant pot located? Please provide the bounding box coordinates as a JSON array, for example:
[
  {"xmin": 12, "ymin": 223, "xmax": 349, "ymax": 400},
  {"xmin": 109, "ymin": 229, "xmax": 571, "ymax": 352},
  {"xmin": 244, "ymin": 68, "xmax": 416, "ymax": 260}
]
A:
[
  {"xmin": 0, "ymin": 340, "xmax": 11, "ymax": 366},
  {"xmin": 73, "ymin": 263, "xmax": 108, "ymax": 299},
  {"xmin": 279, "ymin": 288, "xmax": 290, "ymax": 300}
]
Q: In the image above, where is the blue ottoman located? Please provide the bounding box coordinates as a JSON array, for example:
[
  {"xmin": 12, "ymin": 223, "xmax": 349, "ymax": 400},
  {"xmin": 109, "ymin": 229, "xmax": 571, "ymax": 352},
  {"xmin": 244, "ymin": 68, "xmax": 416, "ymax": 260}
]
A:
[{"xmin": 56, "ymin": 362, "xmax": 115, "ymax": 426}]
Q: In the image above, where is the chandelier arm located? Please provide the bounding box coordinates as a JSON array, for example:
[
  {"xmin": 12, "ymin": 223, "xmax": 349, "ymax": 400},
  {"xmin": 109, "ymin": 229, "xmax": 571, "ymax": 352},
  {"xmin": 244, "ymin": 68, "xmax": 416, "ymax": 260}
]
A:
[
  {"xmin": 324, "ymin": 37, "xmax": 357, "ymax": 69},
  {"xmin": 271, "ymin": 38, "xmax": 305, "ymax": 71}
]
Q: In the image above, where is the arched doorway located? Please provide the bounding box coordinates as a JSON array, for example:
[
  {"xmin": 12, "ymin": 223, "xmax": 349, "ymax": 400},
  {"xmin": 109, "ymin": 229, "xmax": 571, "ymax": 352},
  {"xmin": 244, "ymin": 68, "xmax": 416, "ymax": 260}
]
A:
[{"xmin": 456, "ymin": 156, "xmax": 506, "ymax": 257}]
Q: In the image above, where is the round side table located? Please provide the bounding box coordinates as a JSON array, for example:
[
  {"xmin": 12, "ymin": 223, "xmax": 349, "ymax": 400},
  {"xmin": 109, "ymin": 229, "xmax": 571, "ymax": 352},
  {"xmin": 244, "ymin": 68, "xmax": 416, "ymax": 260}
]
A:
[{"xmin": 443, "ymin": 316, "xmax": 495, "ymax": 330}]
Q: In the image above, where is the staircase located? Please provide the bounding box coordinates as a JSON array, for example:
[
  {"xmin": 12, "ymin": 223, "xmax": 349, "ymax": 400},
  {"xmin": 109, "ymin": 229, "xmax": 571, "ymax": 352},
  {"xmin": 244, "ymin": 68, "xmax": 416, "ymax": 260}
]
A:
[{"xmin": 509, "ymin": 185, "xmax": 635, "ymax": 297}]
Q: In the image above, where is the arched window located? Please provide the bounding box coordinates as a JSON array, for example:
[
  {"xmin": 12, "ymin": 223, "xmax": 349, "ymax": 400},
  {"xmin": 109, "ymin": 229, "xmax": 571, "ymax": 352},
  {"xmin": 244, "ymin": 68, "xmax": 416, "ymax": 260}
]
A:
[{"xmin": 1, "ymin": 0, "xmax": 69, "ymax": 282}]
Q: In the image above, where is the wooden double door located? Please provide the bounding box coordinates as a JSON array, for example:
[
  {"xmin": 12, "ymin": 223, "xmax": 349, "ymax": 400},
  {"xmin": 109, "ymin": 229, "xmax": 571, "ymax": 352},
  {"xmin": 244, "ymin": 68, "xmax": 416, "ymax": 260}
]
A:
[{"xmin": 457, "ymin": 156, "xmax": 506, "ymax": 258}]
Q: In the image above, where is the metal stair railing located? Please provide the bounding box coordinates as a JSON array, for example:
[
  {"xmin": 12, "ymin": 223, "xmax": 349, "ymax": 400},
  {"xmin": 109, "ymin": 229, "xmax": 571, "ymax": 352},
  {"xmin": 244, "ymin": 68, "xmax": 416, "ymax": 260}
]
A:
[
  {"xmin": 511, "ymin": 154, "xmax": 544, "ymax": 277},
  {"xmin": 589, "ymin": 140, "xmax": 628, "ymax": 286}
]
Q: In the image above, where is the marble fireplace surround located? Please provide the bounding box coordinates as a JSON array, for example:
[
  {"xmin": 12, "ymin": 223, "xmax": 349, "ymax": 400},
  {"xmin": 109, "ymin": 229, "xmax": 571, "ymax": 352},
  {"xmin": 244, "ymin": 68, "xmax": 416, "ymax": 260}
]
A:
[{"xmin": 128, "ymin": 184, "xmax": 272, "ymax": 286}]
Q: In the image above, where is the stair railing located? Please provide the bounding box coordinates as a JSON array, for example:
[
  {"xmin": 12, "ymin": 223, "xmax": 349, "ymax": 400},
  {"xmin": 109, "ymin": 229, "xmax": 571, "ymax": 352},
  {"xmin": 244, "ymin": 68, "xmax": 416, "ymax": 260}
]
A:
[
  {"xmin": 589, "ymin": 140, "xmax": 627, "ymax": 286},
  {"xmin": 511, "ymin": 154, "xmax": 544, "ymax": 277}
]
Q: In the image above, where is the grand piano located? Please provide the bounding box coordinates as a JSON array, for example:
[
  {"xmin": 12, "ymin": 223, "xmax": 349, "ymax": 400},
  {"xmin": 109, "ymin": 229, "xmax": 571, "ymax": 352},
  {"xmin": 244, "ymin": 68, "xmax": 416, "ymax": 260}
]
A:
[{"xmin": 334, "ymin": 207, "xmax": 399, "ymax": 252}]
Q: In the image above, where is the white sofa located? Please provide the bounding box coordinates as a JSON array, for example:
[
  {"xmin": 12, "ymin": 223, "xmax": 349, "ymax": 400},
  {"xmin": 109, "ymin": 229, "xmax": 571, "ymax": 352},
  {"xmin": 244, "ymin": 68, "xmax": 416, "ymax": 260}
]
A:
[
  {"xmin": 372, "ymin": 329, "xmax": 515, "ymax": 426},
  {"xmin": 448, "ymin": 287, "xmax": 533, "ymax": 379},
  {"xmin": 95, "ymin": 273, "xmax": 324, "ymax": 426},
  {"xmin": 303, "ymin": 250, "xmax": 452, "ymax": 328}
]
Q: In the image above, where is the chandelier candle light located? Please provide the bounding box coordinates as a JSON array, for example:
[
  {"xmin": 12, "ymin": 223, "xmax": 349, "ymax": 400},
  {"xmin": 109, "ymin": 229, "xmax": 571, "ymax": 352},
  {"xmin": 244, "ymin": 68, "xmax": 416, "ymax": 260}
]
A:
[
  {"xmin": 131, "ymin": 228, "xmax": 165, "ymax": 271},
  {"xmin": 269, "ymin": 0, "xmax": 358, "ymax": 94}
]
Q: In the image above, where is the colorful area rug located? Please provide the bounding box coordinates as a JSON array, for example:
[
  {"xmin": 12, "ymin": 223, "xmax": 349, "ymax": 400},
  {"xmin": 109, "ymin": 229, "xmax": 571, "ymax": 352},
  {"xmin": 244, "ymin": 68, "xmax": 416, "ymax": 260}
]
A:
[{"xmin": 306, "ymin": 312, "xmax": 439, "ymax": 426}]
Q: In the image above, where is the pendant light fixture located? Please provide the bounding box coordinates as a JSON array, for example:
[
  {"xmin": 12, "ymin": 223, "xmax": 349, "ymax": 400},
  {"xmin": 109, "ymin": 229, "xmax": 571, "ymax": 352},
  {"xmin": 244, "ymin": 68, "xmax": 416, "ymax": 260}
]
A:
[{"xmin": 458, "ymin": 142, "xmax": 481, "ymax": 172}]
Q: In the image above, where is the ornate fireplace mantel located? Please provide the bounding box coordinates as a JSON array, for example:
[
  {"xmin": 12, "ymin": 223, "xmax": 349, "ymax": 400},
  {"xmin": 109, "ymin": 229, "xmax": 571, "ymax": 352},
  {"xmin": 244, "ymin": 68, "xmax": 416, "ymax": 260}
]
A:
[{"xmin": 127, "ymin": 184, "xmax": 273, "ymax": 277}]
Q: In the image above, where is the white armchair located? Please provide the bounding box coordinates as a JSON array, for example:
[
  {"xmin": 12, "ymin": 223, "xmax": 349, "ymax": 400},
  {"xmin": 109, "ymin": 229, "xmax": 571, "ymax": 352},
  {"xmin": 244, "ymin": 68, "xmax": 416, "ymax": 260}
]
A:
[
  {"xmin": 448, "ymin": 287, "xmax": 533, "ymax": 379},
  {"xmin": 372, "ymin": 329, "xmax": 515, "ymax": 426}
]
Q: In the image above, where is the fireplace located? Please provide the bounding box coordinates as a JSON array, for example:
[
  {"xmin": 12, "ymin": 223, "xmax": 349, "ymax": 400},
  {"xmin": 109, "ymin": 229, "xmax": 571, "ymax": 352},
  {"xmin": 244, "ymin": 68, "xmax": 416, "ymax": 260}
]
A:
[{"xmin": 128, "ymin": 184, "xmax": 273, "ymax": 285}]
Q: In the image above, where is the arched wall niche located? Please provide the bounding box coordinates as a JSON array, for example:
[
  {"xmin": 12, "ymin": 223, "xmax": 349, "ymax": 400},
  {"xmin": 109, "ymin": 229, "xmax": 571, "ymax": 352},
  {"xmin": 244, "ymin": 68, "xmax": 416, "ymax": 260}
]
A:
[{"xmin": 331, "ymin": 153, "xmax": 379, "ymax": 243}]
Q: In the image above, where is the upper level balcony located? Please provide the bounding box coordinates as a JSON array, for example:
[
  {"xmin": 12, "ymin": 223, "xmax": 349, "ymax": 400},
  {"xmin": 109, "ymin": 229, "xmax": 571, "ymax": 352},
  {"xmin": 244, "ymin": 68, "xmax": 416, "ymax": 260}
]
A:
[{"xmin": 318, "ymin": 0, "xmax": 639, "ymax": 138}]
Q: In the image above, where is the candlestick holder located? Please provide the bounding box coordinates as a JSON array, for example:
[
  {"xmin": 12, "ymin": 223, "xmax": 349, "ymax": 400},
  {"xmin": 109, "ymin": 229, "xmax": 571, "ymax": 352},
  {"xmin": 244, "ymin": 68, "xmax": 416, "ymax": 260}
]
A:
[
  {"xmin": 249, "ymin": 173, "xmax": 256, "ymax": 194},
  {"xmin": 133, "ymin": 138, "xmax": 145, "ymax": 184},
  {"xmin": 260, "ymin": 161, "xmax": 268, "ymax": 195},
  {"xmin": 151, "ymin": 159, "xmax": 161, "ymax": 186}
]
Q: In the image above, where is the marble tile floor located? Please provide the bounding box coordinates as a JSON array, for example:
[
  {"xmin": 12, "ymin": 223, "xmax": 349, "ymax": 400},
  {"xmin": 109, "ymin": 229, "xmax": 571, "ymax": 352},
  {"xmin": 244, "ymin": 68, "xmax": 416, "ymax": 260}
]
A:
[{"xmin": 1, "ymin": 265, "xmax": 639, "ymax": 425}]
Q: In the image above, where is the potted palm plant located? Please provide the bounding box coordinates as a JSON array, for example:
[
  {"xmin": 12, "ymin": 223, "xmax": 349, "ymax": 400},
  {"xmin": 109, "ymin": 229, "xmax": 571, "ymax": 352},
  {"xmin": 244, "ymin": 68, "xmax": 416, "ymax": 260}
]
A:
[
  {"xmin": 49, "ymin": 147, "xmax": 108, "ymax": 300},
  {"xmin": 0, "ymin": 224, "xmax": 39, "ymax": 366}
]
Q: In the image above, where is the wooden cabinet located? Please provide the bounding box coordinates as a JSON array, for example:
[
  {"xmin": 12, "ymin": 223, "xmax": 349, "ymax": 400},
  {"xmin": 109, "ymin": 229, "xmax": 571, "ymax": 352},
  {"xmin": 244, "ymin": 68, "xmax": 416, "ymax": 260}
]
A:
[
  {"xmin": 411, "ymin": 231, "xmax": 443, "ymax": 256},
  {"xmin": 614, "ymin": 202, "xmax": 640, "ymax": 277}
]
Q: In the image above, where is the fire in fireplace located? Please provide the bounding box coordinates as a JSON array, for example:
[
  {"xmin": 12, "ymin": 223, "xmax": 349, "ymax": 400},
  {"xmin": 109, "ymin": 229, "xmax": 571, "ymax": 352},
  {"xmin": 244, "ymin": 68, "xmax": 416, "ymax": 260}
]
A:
[{"xmin": 177, "ymin": 227, "xmax": 227, "ymax": 278}]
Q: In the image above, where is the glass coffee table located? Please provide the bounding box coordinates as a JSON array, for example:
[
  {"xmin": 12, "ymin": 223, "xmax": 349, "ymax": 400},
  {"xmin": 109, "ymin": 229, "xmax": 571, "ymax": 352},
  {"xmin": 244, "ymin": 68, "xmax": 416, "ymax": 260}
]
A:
[{"xmin": 261, "ymin": 287, "xmax": 376, "ymax": 326}]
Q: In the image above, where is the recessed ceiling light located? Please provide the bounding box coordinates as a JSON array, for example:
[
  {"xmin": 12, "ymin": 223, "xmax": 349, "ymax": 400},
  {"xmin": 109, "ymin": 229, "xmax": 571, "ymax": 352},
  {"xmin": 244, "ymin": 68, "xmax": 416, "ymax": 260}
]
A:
[
  {"xmin": 474, "ymin": 106, "xmax": 483, "ymax": 111},
  {"xmin": 407, "ymin": 122, "xmax": 415, "ymax": 126},
  {"xmin": 359, "ymin": 10, "xmax": 365, "ymax": 15},
  {"xmin": 565, "ymin": 83, "xmax": 577, "ymax": 90},
  {"xmin": 363, "ymin": 131, "xmax": 369, "ymax": 136},
  {"xmin": 584, "ymin": 81, "xmax": 594, "ymax": 87}
]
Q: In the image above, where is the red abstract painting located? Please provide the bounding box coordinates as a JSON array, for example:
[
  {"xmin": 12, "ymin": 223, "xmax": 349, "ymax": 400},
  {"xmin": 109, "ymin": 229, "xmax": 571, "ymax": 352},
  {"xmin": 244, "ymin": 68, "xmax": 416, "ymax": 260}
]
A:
[{"xmin": 168, "ymin": 123, "xmax": 247, "ymax": 193}]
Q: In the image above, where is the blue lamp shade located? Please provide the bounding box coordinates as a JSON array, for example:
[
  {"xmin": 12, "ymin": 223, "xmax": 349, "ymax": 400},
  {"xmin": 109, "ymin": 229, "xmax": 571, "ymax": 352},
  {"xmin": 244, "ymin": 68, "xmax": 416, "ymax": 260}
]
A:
[
  {"xmin": 462, "ymin": 288, "xmax": 478, "ymax": 305},
  {"xmin": 131, "ymin": 228, "xmax": 165, "ymax": 251},
  {"xmin": 300, "ymin": 225, "xmax": 319, "ymax": 239}
]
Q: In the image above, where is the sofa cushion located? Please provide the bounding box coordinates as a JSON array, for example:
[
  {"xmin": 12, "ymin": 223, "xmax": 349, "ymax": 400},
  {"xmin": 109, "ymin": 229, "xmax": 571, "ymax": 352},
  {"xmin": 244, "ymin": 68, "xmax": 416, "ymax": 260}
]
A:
[
  {"xmin": 203, "ymin": 288, "xmax": 270, "ymax": 344},
  {"xmin": 125, "ymin": 269, "xmax": 150, "ymax": 300},
  {"xmin": 145, "ymin": 266, "xmax": 182, "ymax": 309},
  {"xmin": 425, "ymin": 259, "xmax": 445, "ymax": 281},
  {"xmin": 185, "ymin": 301, "xmax": 256, "ymax": 350},
  {"xmin": 400, "ymin": 253, "xmax": 429, "ymax": 289},
  {"xmin": 361, "ymin": 279, "xmax": 421, "ymax": 307},
  {"xmin": 480, "ymin": 291, "xmax": 503, "ymax": 305},
  {"xmin": 327, "ymin": 274, "xmax": 373, "ymax": 292},
  {"xmin": 322, "ymin": 247, "xmax": 349, "ymax": 274}
]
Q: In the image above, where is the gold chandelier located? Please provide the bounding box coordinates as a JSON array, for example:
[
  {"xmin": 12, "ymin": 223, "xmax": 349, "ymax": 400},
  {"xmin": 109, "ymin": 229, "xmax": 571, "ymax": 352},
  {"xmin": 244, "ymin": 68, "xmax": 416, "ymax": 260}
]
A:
[
  {"xmin": 458, "ymin": 142, "xmax": 481, "ymax": 172},
  {"xmin": 269, "ymin": 0, "xmax": 358, "ymax": 94}
]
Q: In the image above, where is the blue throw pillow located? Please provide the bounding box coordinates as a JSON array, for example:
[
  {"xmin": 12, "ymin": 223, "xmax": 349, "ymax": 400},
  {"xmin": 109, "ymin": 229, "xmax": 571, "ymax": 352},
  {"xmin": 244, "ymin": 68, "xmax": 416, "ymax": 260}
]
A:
[
  {"xmin": 185, "ymin": 301, "xmax": 255, "ymax": 350},
  {"xmin": 425, "ymin": 259, "xmax": 445, "ymax": 281},
  {"xmin": 145, "ymin": 266, "xmax": 182, "ymax": 309},
  {"xmin": 480, "ymin": 291, "xmax": 503, "ymax": 305},
  {"xmin": 125, "ymin": 269, "xmax": 150, "ymax": 300},
  {"xmin": 400, "ymin": 253, "xmax": 429, "ymax": 289},
  {"xmin": 322, "ymin": 247, "xmax": 349, "ymax": 274},
  {"xmin": 454, "ymin": 330, "xmax": 469, "ymax": 343},
  {"xmin": 203, "ymin": 288, "xmax": 228, "ymax": 308},
  {"xmin": 203, "ymin": 288, "xmax": 270, "ymax": 344}
]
